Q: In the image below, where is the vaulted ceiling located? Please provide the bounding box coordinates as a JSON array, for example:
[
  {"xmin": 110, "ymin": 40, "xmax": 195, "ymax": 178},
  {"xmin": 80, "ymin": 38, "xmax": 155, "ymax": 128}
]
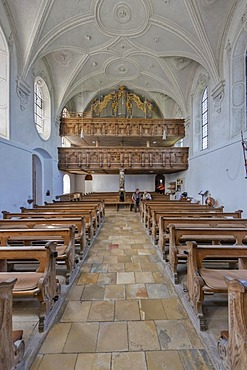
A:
[{"xmin": 4, "ymin": 0, "xmax": 238, "ymax": 117}]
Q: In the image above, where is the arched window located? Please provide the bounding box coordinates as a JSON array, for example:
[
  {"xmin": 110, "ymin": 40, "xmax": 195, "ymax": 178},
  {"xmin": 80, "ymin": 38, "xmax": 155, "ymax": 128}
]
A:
[
  {"xmin": 0, "ymin": 27, "xmax": 9, "ymax": 139},
  {"xmin": 34, "ymin": 77, "xmax": 51, "ymax": 140},
  {"xmin": 63, "ymin": 174, "xmax": 70, "ymax": 194},
  {"xmin": 201, "ymin": 86, "xmax": 209, "ymax": 150}
]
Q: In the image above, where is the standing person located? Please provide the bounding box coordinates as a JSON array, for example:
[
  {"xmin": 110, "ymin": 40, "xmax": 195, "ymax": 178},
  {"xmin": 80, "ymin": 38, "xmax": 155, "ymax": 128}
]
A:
[{"xmin": 132, "ymin": 188, "xmax": 141, "ymax": 212}]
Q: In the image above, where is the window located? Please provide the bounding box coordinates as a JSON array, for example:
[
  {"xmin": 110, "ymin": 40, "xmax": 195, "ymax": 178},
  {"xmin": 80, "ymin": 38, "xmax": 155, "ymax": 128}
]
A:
[
  {"xmin": 63, "ymin": 174, "xmax": 70, "ymax": 194},
  {"xmin": 0, "ymin": 27, "xmax": 9, "ymax": 139},
  {"xmin": 34, "ymin": 77, "xmax": 51, "ymax": 140},
  {"xmin": 201, "ymin": 86, "xmax": 208, "ymax": 150}
]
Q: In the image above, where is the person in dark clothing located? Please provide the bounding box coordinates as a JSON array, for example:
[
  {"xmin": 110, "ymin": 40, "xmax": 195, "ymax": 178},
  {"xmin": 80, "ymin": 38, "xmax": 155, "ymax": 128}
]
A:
[{"xmin": 132, "ymin": 188, "xmax": 141, "ymax": 212}]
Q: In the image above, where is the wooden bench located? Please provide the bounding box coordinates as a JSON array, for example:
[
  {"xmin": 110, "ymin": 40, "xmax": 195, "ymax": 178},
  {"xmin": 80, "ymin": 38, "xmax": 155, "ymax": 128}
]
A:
[
  {"xmin": 217, "ymin": 277, "xmax": 247, "ymax": 370},
  {"xmin": 150, "ymin": 209, "xmax": 242, "ymax": 243},
  {"xmin": 0, "ymin": 278, "xmax": 25, "ymax": 370},
  {"xmin": 168, "ymin": 225, "xmax": 247, "ymax": 284},
  {"xmin": 158, "ymin": 216, "xmax": 247, "ymax": 254},
  {"xmin": 0, "ymin": 217, "xmax": 86, "ymax": 254},
  {"xmin": 0, "ymin": 226, "xmax": 76, "ymax": 284},
  {"xmin": 186, "ymin": 242, "xmax": 247, "ymax": 330},
  {"xmin": 0, "ymin": 242, "xmax": 60, "ymax": 332}
]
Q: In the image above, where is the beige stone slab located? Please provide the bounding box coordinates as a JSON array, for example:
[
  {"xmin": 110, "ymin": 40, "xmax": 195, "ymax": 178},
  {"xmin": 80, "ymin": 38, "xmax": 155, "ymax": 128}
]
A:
[
  {"xmin": 30, "ymin": 354, "xmax": 43, "ymax": 370},
  {"xmin": 61, "ymin": 301, "xmax": 91, "ymax": 322},
  {"xmin": 40, "ymin": 323, "xmax": 71, "ymax": 353},
  {"xmin": 115, "ymin": 300, "xmax": 140, "ymax": 321},
  {"xmin": 75, "ymin": 353, "xmax": 111, "ymax": 370},
  {"xmin": 152, "ymin": 272, "xmax": 166, "ymax": 284},
  {"xmin": 146, "ymin": 284, "xmax": 170, "ymax": 298},
  {"xmin": 97, "ymin": 272, "xmax": 116, "ymax": 285},
  {"xmin": 131, "ymin": 255, "xmax": 149, "ymax": 263},
  {"xmin": 66, "ymin": 285, "xmax": 84, "ymax": 301},
  {"xmin": 111, "ymin": 249, "xmax": 125, "ymax": 255},
  {"xmin": 179, "ymin": 349, "xmax": 215, "ymax": 369},
  {"xmin": 117, "ymin": 272, "xmax": 136, "ymax": 284},
  {"xmin": 155, "ymin": 320, "xmax": 193, "ymax": 350},
  {"xmin": 103, "ymin": 256, "xmax": 118, "ymax": 264},
  {"xmin": 80, "ymin": 264, "xmax": 92, "ymax": 272},
  {"xmin": 139, "ymin": 299, "xmax": 167, "ymax": 320},
  {"xmin": 91, "ymin": 264, "xmax": 109, "ymax": 273},
  {"xmin": 138, "ymin": 249, "xmax": 154, "ymax": 255},
  {"xmin": 182, "ymin": 319, "xmax": 204, "ymax": 349},
  {"xmin": 88, "ymin": 301, "xmax": 114, "ymax": 321},
  {"xmin": 63, "ymin": 322, "xmax": 99, "ymax": 352},
  {"xmin": 135, "ymin": 272, "xmax": 155, "ymax": 284},
  {"xmin": 77, "ymin": 273, "xmax": 99, "ymax": 285},
  {"xmin": 108, "ymin": 263, "xmax": 125, "ymax": 272},
  {"xmin": 124, "ymin": 262, "xmax": 142, "ymax": 272},
  {"xmin": 35, "ymin": 354, "xmax": 77, "ymax": 370},
  {"xmin": 87, "ymin": 256, "xmax": 104, "ymax": 264},
  {"xmin": 104, "ymin": 284, "xmax": 125, "ymax": 300},
  {"xmin": 161, "ymin": 298, "xmax": 188, "ymax": 320},
  {"xmin": 128, "ymin": 321, "xmax": 160, "ymax": 351},
  {"xmin": 123, "ymin": 249, "xmax": 138, "ymax": 256},
  {"xmin": 117, "ymin": 255, "xmax": 132, "ymax": 262},
  {"xmin": 81, "ymin": 284, "xmax": 105, "ymax": 300},
  {"xmin": 140, "ymin": 262, "xmax": 160, "ymax": 272},
  {"xmin": 126, "ymin": 284, "xmax": 148, "ymax": 299},
  {"xmin": 112, "ymin": 352, "xmax": 147, "ymax": 370},
  {"xmin": 96, "ymin": 322, "xmax": 128, "ymax": 352},
  {"xmin": 146, "ymin": 351, "xmax": 184, "ymax": 370}
]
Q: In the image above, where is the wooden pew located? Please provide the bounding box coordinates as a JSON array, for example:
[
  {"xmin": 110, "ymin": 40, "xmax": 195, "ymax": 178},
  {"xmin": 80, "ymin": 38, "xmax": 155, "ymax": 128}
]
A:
[
  {"xmin": 0, "ymin": 242, "xmax": 60, "ymax": 332},
  {"xmin": 168, "ymin": 225, "xmax": 247, "ymax": 284},
  {"xmin": 186, "ymin": 242, "xmax": 247, "ymax": 331},
  {"xmin": 0, "ymin": 226, "xmax": 76, "ymax": 284},
  {"xmin": 151, "ymin": 209, "xmax": 242, "ymax": 243},
  {"xmin": 0, "ymin": 278, "xmax": 25, "ymax": 370},
  {"xmin": 3, "ymin": 210, "xmax": 94, "ymax": 246},
  {"xmin": 158, "ymin": 216, "xmax": 247, "ymax": 254},
  {"xmin": 0, "ymin": 217, "xmax": 86, "ymax": 254},
  {"xmin": 217, "ymin": 277, "xmax": 247, "ymax": 370}
]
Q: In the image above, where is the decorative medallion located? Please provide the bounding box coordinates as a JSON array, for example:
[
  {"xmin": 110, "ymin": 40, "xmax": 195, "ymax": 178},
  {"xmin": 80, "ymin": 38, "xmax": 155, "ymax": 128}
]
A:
[
  {"xmin": 114, "ymin": 4, "xmax": 131, "ymax": 24},
  {"xmin": 105, "ymin": 59, "xmax": 140, "ymax": 79},
  {"xmin": 53, "ymin": 50, "xmax": 72, "ymax": 67}
]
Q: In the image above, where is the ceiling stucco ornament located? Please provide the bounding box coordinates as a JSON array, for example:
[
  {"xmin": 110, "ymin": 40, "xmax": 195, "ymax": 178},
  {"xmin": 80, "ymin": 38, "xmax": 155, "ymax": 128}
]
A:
[
  {"xmin": 201, "ymin": 0, "xmax": 217, "ymax": 6},
  {"xmin": 52, "ymin": 50, "xmax": 72, "ymax": 67},
  {"xmin": 107, "ymin": 38, "xmax": 134, "ymax": 56},
  {"xmin": 172, "ymin": 57, "xmax": 192, "ymax": 71},
  {"xmin": 162, "ymin": 0, "xmax": 171, "ymax": 4},
  {"xmin": 16, "ymin": 77, "xmax": 31, "ymax": 111},
  {"xmin": 95, "ymin": 0, "xmax": 150, "ymax": 36},
  {"xmin": 197, "ymin": 73, "xmax": 209, "ymax": 89},
  {"xmin": 105, "ymin": 59, "xmax": 140, "ymax": 79}
]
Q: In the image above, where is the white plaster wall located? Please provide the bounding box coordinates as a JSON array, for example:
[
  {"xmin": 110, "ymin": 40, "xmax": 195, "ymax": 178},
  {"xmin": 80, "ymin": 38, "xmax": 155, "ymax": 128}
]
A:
[{"xmin": 91, "ymin": 174, "xmax": 155, "ymax": 193}]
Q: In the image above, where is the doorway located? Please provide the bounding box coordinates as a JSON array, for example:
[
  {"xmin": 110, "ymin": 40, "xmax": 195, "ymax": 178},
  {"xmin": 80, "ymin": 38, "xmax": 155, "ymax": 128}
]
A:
[{"xmin": 155, "ymin": 174, "xmax": 165, "ymax": 194}]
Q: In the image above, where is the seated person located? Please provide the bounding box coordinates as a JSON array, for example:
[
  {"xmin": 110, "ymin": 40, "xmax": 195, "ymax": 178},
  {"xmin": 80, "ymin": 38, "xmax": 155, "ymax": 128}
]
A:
[
  {"xmin": 132, "ymin": 188, "xmax": 141, "ymax": 212},
  {"xmin": 143, "ymin": 191, "xmax": 152, "ymax": 200}
]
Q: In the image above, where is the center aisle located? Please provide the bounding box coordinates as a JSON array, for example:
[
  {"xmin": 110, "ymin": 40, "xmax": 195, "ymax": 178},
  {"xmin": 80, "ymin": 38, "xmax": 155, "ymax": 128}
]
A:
[{"xmin": 31, "ymin": 209, "xmax": 214, "ymax": 370}]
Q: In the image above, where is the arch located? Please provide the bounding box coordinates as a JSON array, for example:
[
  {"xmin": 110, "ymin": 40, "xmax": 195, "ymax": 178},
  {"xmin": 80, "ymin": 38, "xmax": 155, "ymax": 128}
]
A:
[
  {"xmin": 32, "ymin": 154, "xmax": 42, "ymax": 205},
  {"xmin": 155, "ymin": 174, "xmax": 165, "ymax": 194},
  {"xmin": 63, "ymin": 174, "xmax": 71, "ymax": 194},
  {"xmin": 0, "ymin": 26, "xmax": 9, "ymax": 139}
]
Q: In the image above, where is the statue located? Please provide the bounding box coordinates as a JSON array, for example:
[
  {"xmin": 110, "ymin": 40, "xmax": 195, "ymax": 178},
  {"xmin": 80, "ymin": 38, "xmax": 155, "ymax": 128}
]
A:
[{"xmin": 119, "ymin": 168, "xmax": 125, "ymax": 190}]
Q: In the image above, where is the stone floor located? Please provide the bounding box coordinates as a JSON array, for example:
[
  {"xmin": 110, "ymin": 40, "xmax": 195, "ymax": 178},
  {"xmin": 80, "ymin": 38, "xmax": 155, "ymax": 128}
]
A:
[{"xmin": 14, "ymin": 209, "xmax": 225, "ymax": 370}]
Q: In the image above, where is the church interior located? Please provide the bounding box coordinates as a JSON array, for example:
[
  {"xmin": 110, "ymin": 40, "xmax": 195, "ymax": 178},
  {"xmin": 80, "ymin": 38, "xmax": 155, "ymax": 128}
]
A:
[{"xmin": 1, "ymin": 0, "xmax": 247, "ymax": 369}]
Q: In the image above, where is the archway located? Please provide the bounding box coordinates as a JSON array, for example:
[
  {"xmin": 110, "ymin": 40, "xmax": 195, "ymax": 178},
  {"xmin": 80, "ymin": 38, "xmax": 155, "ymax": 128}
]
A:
[
  {"xmin": 155, "ymin": 174, "xmax": 165, "ymax": 194},
  {"xmin": 63, "ymin": 174, "xmax": 71, "ymax": 194},
  {"xmin": 32, "ymin": 154, "xmax": 42, "ymax": 205}
]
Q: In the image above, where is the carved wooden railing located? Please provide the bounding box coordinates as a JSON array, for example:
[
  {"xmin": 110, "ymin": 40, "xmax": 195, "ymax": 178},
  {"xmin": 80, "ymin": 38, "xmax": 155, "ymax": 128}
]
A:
[
  {"xmin": 60, "ymin": 117, "xmax": 185, "ymax": 139},
  {"xmin": 58, "ymin": 147, "xmax": 189, "ymax": 173}
]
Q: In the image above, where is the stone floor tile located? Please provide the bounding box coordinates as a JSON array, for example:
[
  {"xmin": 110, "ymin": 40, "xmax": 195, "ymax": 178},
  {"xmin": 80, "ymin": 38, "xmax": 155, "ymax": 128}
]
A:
[
  {"xmin": 66, "ymin": 285, "xmax": 85, "ymax": 301},
  {"xmin": 103, "ymin": 256, "xmax": 118, "ymax": 264},
  {"xmin": 108, "ymin": 263, "xmax": 125, "ymax": 272},
  {"xmin": 87, "ymin": 256, "xmax": 104, "ymax": 264},
  {"xmin": 182, "ymin": 320, "xmax": 204, "ymax": 349},
  {"xmin": 80, "ymin": 264, "xmax": 92, "ymax": 272},
  {"xmin": 77, "ymin": 272, "xmax": 99, "ymax": 285},
  {"xmin": 81, "ymin": 284, "xmax": 105, "ymax": 300},
  {"xmin": 115, "ymin": 300, "xmax": 140, "ymax": 321},
  {"xmin": 161, "ymin": 298, "xmax": 188, "ymax": 320},
  {"xmin": 146, "ymin": 283, "xmax": 171, "ymax": 298},
  {"xmin": 40, "ymin": 323, "xmax": 71, "ymax": 353},
  {"xmin": 123, "ymin": 250, "xmax": 138, "ymax": 256},
  {"xmin": 117, "ymin": 255, "xmax": 132, "ymax": 262},
  {"xmin": 152, "ymin": 271, "xmax": 167, "ymax": 284},
  {"xmin": 155, "ymin": 320, "xmax": 193, "ymax": 350},
  {"xmin": 135, "ymin": 272, "xmax": 155, "ymax": 284},
  {"xmin": 75, "ymin": 353, "xmax": 111, "ymax": 370},
  {"xmin": 139, "ymin": 299, "xmax": 167, "ymax": 320},
  {"xmin": 97, "ymin": 272, "xmax": 116, "ymax": 285},
  {"xmin": 140, "ymin": 262, "xmax": 160, "ymax": 272},
  {"xmin": 96, "ymin": 322, "xmax": 128, "ymax": 352},
  {"xmin": 30, "ymin": 354, "xmax": 43, "ymax": 370},
  {"xmin": 178, "ymin": 349, "xmax": 215, "ymax": 369},
  {"xmin": 111, "ymin": 249, "xmax": 125, "ymax": 255},
  {"xmin": 128, "ymin": 321, "xmax": 160, "ymax": 351},
  {"xmin": 104, "ymin": 284, "xmax": 125, "ymax": 300},
  {"xmin": 146, "ymin": 351, "xmax": 184, "ymax": 370},
  {"xmin": 126, "ymin": 284, "xmax": 148, "ymax": 299},
  {"xmin": 124, "ymin": 262, "xmax": 142, "ymax": 272},
  {"xmin": 35, "ymin": 354, "xmax": 77, "ymax": 370},
  {"xmin": 91, "ymin": 264, "xmax": 109, "ymax": 273},
  {"xmin": 117, "ymin": 272, "xmax": 135, "ymax": 284},
  {"xmin": 88, "ymin": 301, "xmax": 114, "ymax": 321},
  {"xmin": 112, "ymin": 352, "xmax": 147, "ymax": 370},
  {"xmin": 131, "ymin": 255, "xmax": 149, "ymax": 263},
  {"xmin": 63, "ymin": 322, "xmax": 99, "ymax": 352},
  {"xmin": 60, "ymin": 301, "xmax": 91, "ymax": 322}
]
